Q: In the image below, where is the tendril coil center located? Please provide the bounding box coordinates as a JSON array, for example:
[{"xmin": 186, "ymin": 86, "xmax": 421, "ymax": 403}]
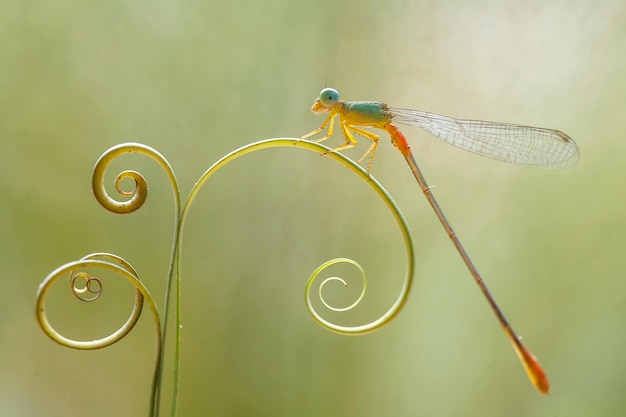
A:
[
  {"xmin": 70, "ymin": 272, "xmax": 103, "ymax": 302},
  {"xmin": 312, "ymin": 258, "xmax": 367, "ymax": 312}
]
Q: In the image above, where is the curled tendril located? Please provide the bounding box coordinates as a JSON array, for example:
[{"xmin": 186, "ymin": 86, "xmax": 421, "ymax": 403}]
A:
[
  {"xmin": 312, "ymin": 258, "xmax": 367, "ymax": 312},
  {"xmin": 179, "ymin": 138, "xmax": 415, "ymax": 337},
  {"xmin": 36, "ymin": 253, "xmax": 159, "ymax": 350},
  {"xmin": 91, "ymin": 142, "xmax": 179, "ymax": 215},
  {"xmin": 88, "ymin": 143, "xmax": 181, "ymax": 416},
  {"xmin": 37, "ymin": 138, "xmax": 414, "ymax": 416},
  {"xmin": 37, "ymin": 253, "xmax": 163, "ymax": 416},
  {"xmin": 70, "ymin": 271, "xmax": 103, "ymax": 302}
]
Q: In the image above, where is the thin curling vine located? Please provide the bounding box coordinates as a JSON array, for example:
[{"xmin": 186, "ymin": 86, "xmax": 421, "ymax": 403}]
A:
[
  {"xmin": 36, "ymin": 253, "xmax": 162, "ymax": 416},
  {"xmin": 35, "ymin": 139, "xmax": 416, "ymax": 417}
]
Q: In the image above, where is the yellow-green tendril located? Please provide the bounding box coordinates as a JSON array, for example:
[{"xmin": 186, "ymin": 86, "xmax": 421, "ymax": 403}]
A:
[
  {"xmin": 37, "ymin": 138, "xmax": 415, "ymax": 417},
  {"xmin": 36, "ymin": 253, "xmax": 155, "ymax": 349},
  {"xmin": 91, "ymin": 142, "xmax": 180, "ymax": 215},
  {"xmin": 36, "ymin": 253, "xmax": 162, "ymax": 416},
  {"xmin": 312, "ymin": 258, "xmax": 366, "ymax": 312},
  {"xmin": 70, "ymin": 271, "xmax": 103, "ymax": 302},
  {"xmin": 179, "ymin": 138, "xmax": 415, "ymax": 337},
  {"xmin": 90, "ymin": 142, "xmax": 181, "ymax": 417}
]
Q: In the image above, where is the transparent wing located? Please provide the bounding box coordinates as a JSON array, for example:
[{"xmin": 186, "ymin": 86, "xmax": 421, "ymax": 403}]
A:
[{"xmin": 390, "ymin": 107, "xmax": 579, "ymax": 168}]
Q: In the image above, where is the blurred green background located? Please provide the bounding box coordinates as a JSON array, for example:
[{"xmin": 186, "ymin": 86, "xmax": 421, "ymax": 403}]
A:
[{"xmin": 1, "ymin": 0, "xmax": 625, "ymax": 416}]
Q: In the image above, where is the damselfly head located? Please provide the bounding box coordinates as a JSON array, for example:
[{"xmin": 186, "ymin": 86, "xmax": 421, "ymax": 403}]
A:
[{"xmin": 311, "ymin": 88, "xmax": 340, "ymax": 113}]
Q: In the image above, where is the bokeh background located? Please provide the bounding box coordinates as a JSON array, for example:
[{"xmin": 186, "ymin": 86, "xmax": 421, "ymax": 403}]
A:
[{"xmin": 1, "ymin": 0, "xmax": 625, "ymax": 416}]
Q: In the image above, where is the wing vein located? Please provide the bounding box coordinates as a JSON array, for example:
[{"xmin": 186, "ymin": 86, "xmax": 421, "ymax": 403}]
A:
[{"xmin": 390, "ymin": 107, "xmax": 579, "ymax": 168}]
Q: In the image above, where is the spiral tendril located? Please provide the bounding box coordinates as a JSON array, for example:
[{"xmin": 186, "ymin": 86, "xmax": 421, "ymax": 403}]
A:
[
  {"xmin": 91, "ymin": 143, "xmax": 179, "ymax": 215},
  {"xmin": 36, "ymin": 253, "xmax": 159, "ymax": 350},
  {"xmin": 37, "ymin": 138, "xmax": 415, "ymax": 416},
  {"xmin": 69, "ymin": 271, "xmax": 103, "ymax": 302},
  {"xmin": 179, "ymin": 138, "xmax": 416, "ymax": 337},
  {"xmin": 89, "ymin": 143, "xmax": 181, "ymax": 416},
  {"xmin": 313, "ymin": 258, "xmax": 367, "ymax": 312}
]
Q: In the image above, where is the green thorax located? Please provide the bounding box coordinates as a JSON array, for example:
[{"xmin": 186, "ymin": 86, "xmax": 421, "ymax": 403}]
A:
[{"xmin": 343, "ymin": 101, "xmax": 392, "ymax": 125}]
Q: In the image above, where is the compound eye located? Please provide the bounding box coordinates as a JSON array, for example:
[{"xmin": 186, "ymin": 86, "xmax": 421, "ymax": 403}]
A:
[{"xmin": 319, "ymin": 88, "xmax": 339, "ymax": 106}]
